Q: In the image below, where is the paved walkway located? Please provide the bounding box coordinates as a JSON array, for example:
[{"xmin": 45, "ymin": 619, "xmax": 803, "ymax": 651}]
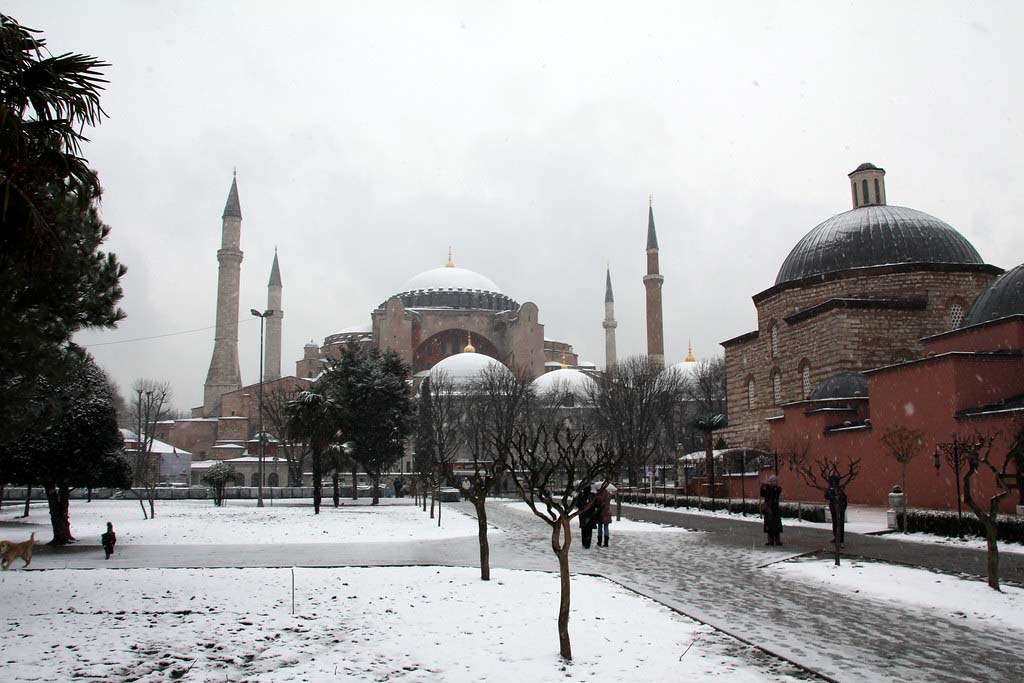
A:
[{"xmin": 24, "ymin": 500, "xmax": 1023, "ymax": 683}]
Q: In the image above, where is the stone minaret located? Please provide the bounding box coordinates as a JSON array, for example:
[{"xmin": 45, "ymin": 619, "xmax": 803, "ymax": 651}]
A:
[
  {"xmin": 203, "ymin": 174, "xmax": 244, "ymax": 416},
  {"xmin": 643, "ymin": 196, "xmax": 665, "ymax": 366},
  {"xmin": 603, "ymin": 266, "xmax": 618, "ymax": 369},
  {"xmin": 265, "ymin": 250, "xmax": 283, "ymax": 381}
]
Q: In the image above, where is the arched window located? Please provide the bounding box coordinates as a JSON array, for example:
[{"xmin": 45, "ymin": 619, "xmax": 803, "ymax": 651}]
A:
[
  {"xmin": 874, "ymin": 178, "xmax": 881, "ymax": 204},
  {"xmin": 772, "ymin": 371, "xmax": 782, "ymax": 405},
  {"xmin": 747, "ymin": 378, "xmax": 755, "ymax": 409},
  {"xmin": 801, "ymin": 364, "xmax": 811, "ymax": 399},
  {"xmin": 250, "ymin": 472, "xmax": 260, "ymax": 487},
  {"xmin": 862, "ymin": 179, "xmax": 869, "ymax": 205},
  {"xmin": 267, "ymin": 472, "xmax": 279, "ymax": 487},
  {"xmin": 949, "ymin": 303, "xmax": 965, "ymax": 329},
  {"xmin": 769, "ymin": 324, "xmax": 780, "ymax": 358}
]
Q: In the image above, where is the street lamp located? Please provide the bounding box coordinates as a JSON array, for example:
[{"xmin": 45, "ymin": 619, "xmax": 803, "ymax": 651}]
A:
[{"xmin": 251, "ymin": 308, "xmax": 275, "ymax": 508}]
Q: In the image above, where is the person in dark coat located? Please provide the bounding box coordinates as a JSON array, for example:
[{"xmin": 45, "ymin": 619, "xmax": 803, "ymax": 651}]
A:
[
  {"xmin": 594, "ymin": 486, "xmax": 613, "ymax": 548},
  {"xmin": 575, "ymin": 483, "xmax": 597, "ymax": 549},
  {"xmin": 760, "ymin": 475, "xmax": 783, "ymax": 546},
  {"xmin": 824, "ymin": 474, "xmax": 848, "ymax": 549},
  {"xmin": 101, "ymin": 521, "xmax": 116, "ymax": 560}
]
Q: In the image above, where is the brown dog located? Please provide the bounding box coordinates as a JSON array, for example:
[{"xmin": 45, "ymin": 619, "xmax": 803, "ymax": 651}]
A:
[{"xmin": 0, "ymin": 532, "xmax": 35, "ymax": 570}]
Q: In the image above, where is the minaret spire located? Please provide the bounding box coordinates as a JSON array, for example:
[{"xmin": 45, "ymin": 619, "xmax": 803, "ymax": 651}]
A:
[
  {"xmin": 603, "ymin": 265, "xmax": 618, "ymax": 370},
  {"xmin": 204, "ymin": 174, "xmax": 245, "ymax": 415},
  {"xmin": 643, "ymin": 197, "xmax": 665, "ymax": 366},
  {"xmin": 265, "ymin": 251, "xmax": 283, "ymax": 381}
]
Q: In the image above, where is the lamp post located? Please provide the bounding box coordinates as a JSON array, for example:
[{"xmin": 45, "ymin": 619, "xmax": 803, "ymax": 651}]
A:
[{"xmin": 251, "ymin": 308, "xmax": 275, "ymax": 508}]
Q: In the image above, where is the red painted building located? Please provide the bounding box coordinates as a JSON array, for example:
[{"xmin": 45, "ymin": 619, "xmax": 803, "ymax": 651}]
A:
[{"xmin": 768, "ymin": 264, "xmax": 1024, "ymax": 513}]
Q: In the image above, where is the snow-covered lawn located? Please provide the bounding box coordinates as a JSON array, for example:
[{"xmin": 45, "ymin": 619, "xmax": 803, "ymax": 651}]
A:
[
  {"xmin": 0, "ymin": 499, "xmax": 481, "ymax": 545},
  {"xmin": 0, "ymin": 566, "xmax": 806, "ymax": 682},
  {"xmin": 877, "ymin": 530, "xmax": 1024, "ymax": 555},
  {"xmin": 768, "ymin": 557, "xmax": 1024, "ymax": 629},
  {"xmin": 498, "ymin": 500, "xmax": 691, "ymax": 533}
]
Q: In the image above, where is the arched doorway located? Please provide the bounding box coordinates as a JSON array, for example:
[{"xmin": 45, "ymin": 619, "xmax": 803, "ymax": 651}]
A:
[
  {"xmin": 250, "ymin": 472, "xmax": 260, "ymax": 487},
  {"xmin": 413, "ymin": 329, "xmax": 500, "ymax": 372},
  {"xmin": 268, "ymin": 472, "xmax": 280, "ymax": 487}
]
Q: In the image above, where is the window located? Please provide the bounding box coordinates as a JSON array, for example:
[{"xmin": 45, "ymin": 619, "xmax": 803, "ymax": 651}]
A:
[
  {"xmin": 250, "ymin": 473, "xmax": 260, "ymax": 487},
  {"xmin": 747, "ymin": 379, "xmax": 755, "ymax": 409},
  {"xmin": 874, "ymin": 177, "xmax": 881, "ymax": 204},
  {"xmin": 801, "ymin": 365, "xmax": 811, "ymax": 398},
  {"xmin": 772, "ymin": 371, "xmax": 782, "ymax": 405},
  {"xmin": 862, "ymin": 179, "xmax": 869, "ymax": 205},
  {"xmin": 949, "ymin": 303, "xmax": 965, "ymax": 329},
  {"xmin": 268, "ymin": 472, "xmax": 279, "ymax": 487},
  {"xmin": 770, "ymin": 324, "xmax": 780, "ymax": 357}
]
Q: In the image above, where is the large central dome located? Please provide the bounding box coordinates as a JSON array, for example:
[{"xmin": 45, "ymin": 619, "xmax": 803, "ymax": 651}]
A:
[
  {"xmin": 775, "ymin": 205, "xmax": 984, "ymax": 286},
  {"xmin": 400, "ymin": 266, "xmax": 501, "ymax": 294}
]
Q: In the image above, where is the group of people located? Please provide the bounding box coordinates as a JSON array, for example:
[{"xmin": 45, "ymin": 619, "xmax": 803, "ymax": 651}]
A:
[
  {"xmin": 760, "ymin": 474, "xmax": 849, "ymax": 549},
  {"xmin": 575, "ymin": 483, "xmax": 613, "ymax": 549}
]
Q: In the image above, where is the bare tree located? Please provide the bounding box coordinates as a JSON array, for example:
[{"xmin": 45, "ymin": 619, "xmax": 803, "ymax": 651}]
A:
[
  {"xmin": 261, "ymin": 381, "xmax": 308, "ymax": 486},
  {"xmin": 506, "ymin": 415, "xmax": 622, "ymax": 661},
  {"xmin": 684, "ymin": 355, "xmax": 728, "ymax": 417},
  {"xmin": 129, "ymin": 379, "xmax": 172, "ymax": 519},
  {"xmin": 799, "ymin": 456, "xmax": 861, "ymax": 566},
  {"xmin": 880, "ymin": 426, "xmax": 926, "ymax": 532},
  {"xmin": 961, "ymin": 431, "xmax": 1015, "ymax": 590},
  {"xmin": 418, "ymin": 372, "xmax": 465, "ymax": 520}
]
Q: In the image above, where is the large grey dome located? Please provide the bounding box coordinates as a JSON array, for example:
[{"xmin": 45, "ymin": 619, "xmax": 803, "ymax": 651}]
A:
[
  {"xmin": 775, "ymin": 205, "xmax": 984, "ymax": 285},
  {"xmin": 962, "ymin": 263, "xmax": 1024, "ymax": 327}
]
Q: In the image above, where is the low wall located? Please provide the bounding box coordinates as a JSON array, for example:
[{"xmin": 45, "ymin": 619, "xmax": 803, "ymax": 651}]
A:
[{"xmin": 1, "ymin": 486, "xmax": 320, "ymax": 501}]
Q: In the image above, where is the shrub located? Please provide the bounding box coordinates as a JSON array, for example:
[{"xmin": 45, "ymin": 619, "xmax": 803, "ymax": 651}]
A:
[
  {"xmin": 620, "ymin": 491, "xmax": 826, "ymax": 522},
  {"xmin": 904, "ymin": 509, "xmax": 1024, "ymax": 544}
]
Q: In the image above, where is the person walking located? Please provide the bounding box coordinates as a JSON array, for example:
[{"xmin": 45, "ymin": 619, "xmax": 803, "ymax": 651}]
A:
[
  {"xmin": 101, "ymin": 522, "xmax": 117, "ymax": 560},
  {"xmin": 825, "ymin": 474, "xmax": 848, "ymax": 549},
  {"xmin": 595, "ymin": 485, "xmax": 613, "ymax": 548},
  {"xmin": 760, "ymin": 475, "xmax": 783, "ymax": 546},
  {"xmin": 575, "ymin": 483, "xmax": 597, "ymax": 549}
]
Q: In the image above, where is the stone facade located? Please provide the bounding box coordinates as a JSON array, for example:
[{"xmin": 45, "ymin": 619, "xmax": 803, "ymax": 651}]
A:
[{"xmin": 722, "ymin": 265, "xmax": 999, "ymax": 448}]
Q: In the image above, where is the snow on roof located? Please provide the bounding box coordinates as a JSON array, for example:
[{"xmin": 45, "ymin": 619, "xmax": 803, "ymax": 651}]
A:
[
  {"xmin": 212, "ymin": 443, "xmax": 245, "ymax": 449},
  {"xmin": 190, "ymin": 460, "xmax": 219, "ymax": 469},
  {"xmin": 227, "ymin": 456, "xmax": 288, "ymax": 463},
  {"xmin": 400, "ymin": 266, "xmax": 501, "ymax": 295},
  {"xmin": 119, "ymin": 429, "xmax": 192, "ymax": 456}
]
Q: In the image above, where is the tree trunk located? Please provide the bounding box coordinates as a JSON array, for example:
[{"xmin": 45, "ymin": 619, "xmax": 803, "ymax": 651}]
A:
[
  {"xmin": 86, "ymin": 486, "xmax": 92, "ymax": 503},
  {"xmin": 430, "ymin": 480, "xmax": 435, "ymax": 518},
  {"xmin": 351, "ymin": 463, "xmax": 358, "ymax": 500},
  {"xmin": 372, "ymin": 473, "xmax": 380, "ymax": 505},
  {"xmin": 45, "ymin": 483, "xmax": 75, "ymax": 545},
  {"xmin": 474, "ymin": 497, "xmax": 490, "ymax": 581},
  {"xmin": 437, "ymin": 482, "xmax": 442, "ymax": 526},
  {"xmin": 136, "ymin": 491, "xmax": 149, "ymax": 519},
  {"xmin": 984, "ymin": 522, "xmax": 1001, "ymax": 591},
  {"xmin": 615, "ymin": 491, "xmax": 622, "ymax": 521},
  {"xmin": 704, "ymin": 431, "xmax": 715, "ymax": 501},
  {"xmin": 551, "ymin": 517, "xmax": 573, "ymax": 660},
  {"xmin": 312, "ymin": 451, "xmax": 323, "ymax": 515},
  {"xmin": 901, "ymin": 464, "xmax": 908, "ymax": 533},
  {"xmin": 148, "ymin": 487, "xmax": 156, "ymax": 519},
  {"xmin": 22, "ymin": 485, "xmax": 31, "ymax": 517},
  {"xmin": 332, "ymin": 470, "xmax": 340, "ymax": 507}
]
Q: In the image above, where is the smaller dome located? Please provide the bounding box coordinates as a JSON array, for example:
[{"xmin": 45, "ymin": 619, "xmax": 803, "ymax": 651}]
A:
[
  {"xmin": 962, "ymin": 263, "xmax": 1024, "ymax": 327},
  {"xmin": 533, "ymin": 368, "xmax": 596, "ymax": 397},
  {"xmin": 667, "ymin": 359, "xmax": 698, "ymax": 380},
  {"xmin": 852, "ymin": 162, "xmax": 881, "ymax": 173},
  {"xmin": 808, "ymin": 372, "xmax": 869, "ymax": 401},
  {"xmin": 429, "ymin": 352, "xmax": 507, "ymax": 387}
]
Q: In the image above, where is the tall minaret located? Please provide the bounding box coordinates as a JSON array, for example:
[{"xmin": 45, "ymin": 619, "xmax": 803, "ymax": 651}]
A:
[
  {"xmin": 643, "ymin": 195, "xmax": 665, "ymax": 366},
  {"xmin": 603, "ymin": 266, "xmax": 618, "ymax": 370},
  {"xmin": 203, "ymin": 174, "xmax": 244, "ymax": 416},
  {"xmin": 265, "ymin": 250, "xmax": 283, "ymax": 381}
]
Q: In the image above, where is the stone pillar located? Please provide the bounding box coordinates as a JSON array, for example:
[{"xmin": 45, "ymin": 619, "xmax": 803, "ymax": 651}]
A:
[{"xmin": 203, "ymin": 176, "xmax": 244, "ymax": 416}]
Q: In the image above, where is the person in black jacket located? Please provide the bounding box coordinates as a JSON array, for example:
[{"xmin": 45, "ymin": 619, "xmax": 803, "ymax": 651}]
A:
[
  {"xmin": 825, "ymin": 474, "xmax": 848, "ymax": 549},
  {"xmin": 575, "ymin": 484, "xmax": 597, "ymax": 549},
  {"xmin": 101, "ymin": 522, "xmax": 117, "ymax": 560},
  {"xmin": 760, "ymin": 475, "xmax": 783, "ymax": 546}
]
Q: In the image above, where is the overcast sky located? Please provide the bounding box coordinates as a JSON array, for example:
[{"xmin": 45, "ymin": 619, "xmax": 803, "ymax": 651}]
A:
[{"xmin": 11, "ymin": 1, "xmax": 1023, "ymax": 412}]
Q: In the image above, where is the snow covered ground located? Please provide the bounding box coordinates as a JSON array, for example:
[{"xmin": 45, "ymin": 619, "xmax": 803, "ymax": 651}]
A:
[
  {"xmin": 623, "ymin": 501, "xmax": 889, "ymax": 534},
  {"xmin": 768, "ymin": 557, "xmax": 1024, "ymax": 629},
  {"xmin": 0, "ymin": 566, "xmax": 809, "ymax": 682},
  {"xmin": 497, "ymin": 500, "xmax": 692, "ymax": 533},
  {"xmin": 879, "ymin": 529, "xmax": 1024, "ymax": 555},
  {"xmin": 0, "ymin": 499, "xmax": 482, "ymax": 545}
]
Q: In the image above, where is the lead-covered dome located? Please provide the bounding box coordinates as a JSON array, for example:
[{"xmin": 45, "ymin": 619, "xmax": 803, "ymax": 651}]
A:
[
  {"xmin": 383, "ymin": 257, "xmax": 518, "ymax": 312},
  {"xmin": 401, "ymin": 266, "xmax": 502, "ymax": 295},
  {"xmin": 533, "ymin": 368, "xmax": 596, "ymax": 398},
  {"xmin": 808, "ymin": 372, "xmax": 869, "ymax": 401},
  {"xmin": 775, "ymin": 205, "xmax": 984, "ymax": 286},
  {"xmin": 962, "ymin": 262, "xmax": 1024, "ymax": 327}
]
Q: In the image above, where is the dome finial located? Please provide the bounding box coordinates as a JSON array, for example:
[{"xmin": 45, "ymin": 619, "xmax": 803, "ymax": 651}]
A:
[
  {"xmin": 464, "ymin": 332, "xmax": 475, "ymax": 353},
  {"xmin": 446, "ymin": 246, "xmax": 455, "ymax": 268},
  {"xmin": 685, "ymin": 340, "xmax": 696, "ymax": 363}
]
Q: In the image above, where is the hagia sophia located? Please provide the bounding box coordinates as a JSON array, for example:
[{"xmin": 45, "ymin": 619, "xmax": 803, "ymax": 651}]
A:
[{"xmin": 158, "ymin": 163, "xmax": 1024, "ymax": 512}]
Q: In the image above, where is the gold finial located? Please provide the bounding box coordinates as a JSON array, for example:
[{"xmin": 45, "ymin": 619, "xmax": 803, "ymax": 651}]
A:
[
  {"xmin": 649, "ymin": 193, "xmax": 653, "ymax": 208},
  {"xmin": 446, "ymin": 246, "xmax": 455, "ymax": 268},
  {"xmin": 685, "ymin": 340, "xmax": 696, "ymax": 363},
  {"xmin": 464, "ymin": 332, "xmax": 475, "ymax": 353},
  {"xmin": 560, "ymin": 351, "xmax": 568, "ymax": 369}
]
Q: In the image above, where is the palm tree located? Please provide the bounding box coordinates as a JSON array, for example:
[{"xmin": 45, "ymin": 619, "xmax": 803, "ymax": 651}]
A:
[
  {"xmin": 693, "ymin": 413, "xmax": 726, "ymax": 500},
  {"xmin": 286, "ymin": 391, "xmax": 338, "ymax": 515}
]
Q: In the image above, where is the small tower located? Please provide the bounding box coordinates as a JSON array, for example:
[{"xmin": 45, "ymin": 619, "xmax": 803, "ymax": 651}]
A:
[
  {"xmin": 602, "ymin": 266, "xmax": 618, "ymax": 370},
  {"xmin": 643, "ymin": 196, "xmax": 666, "ymax": 366},
  {"xmin": 849, "ymin": 162, "xmax": 887, "ymax": 209},
  {"xmin": 264, "ymin": 250, "xmax": 283, "ymax": 381},
  {"xmin": 203, "ymin": 174, "xmax": 245, "ymax": 416}
]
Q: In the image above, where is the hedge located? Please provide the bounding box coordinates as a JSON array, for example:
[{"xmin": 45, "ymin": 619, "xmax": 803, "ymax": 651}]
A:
[
  {"xmin": 904, "ymin": 509, "xmax": 1024, "ymax": 544},
  {"xmin": 620, "ymin": 492, "xmax": 827, "ymax": 523}
]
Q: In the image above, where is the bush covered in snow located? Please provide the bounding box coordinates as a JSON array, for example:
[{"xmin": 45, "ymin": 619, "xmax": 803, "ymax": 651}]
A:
[
  {"xmin": 621, "ymin": 492, "xmax": 827, "ymax": 522},
  {"xmin": 905, "ymin": 509, "xmax": 1024, "ymax": 543}
]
